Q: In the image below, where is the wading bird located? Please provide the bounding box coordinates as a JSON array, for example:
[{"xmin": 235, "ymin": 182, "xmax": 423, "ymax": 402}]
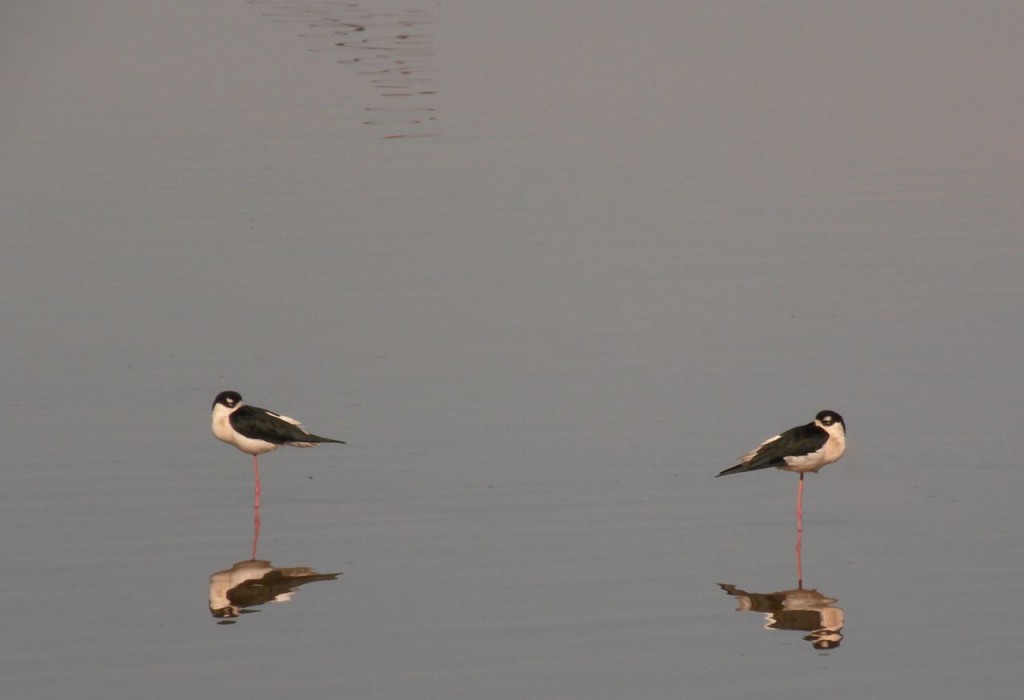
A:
[
  {"xmin": 716, "ymin": 411, "xmax": 846, "ymax": 533},
  {"xmin": 212, "ymin": 391, "xmax": 345, "ymax": 508}
]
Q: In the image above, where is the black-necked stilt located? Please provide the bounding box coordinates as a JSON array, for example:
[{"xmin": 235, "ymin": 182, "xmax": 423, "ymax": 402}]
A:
[
  {"xmin": 211, "ymin": 391, "xmax": 345, "ymax": 508},
  {"xmin": 716, "ymin": 410, "xmax": 846, "ymax": 533}
]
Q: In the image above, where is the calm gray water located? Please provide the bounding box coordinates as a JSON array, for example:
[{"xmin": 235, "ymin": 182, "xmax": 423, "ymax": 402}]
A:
[{"xmin": 2, "ymin": 1, "xmax": 1022, "ymax": 698}]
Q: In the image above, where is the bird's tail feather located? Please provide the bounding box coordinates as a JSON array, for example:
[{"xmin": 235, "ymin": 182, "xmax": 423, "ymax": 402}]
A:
[
  {"xmin": 288, "ymin": 435, "xmax": 346, "ymax": 447},
  {"xmin": 716, "ymin": 462, "xmax": 772, "ymax": 477}
]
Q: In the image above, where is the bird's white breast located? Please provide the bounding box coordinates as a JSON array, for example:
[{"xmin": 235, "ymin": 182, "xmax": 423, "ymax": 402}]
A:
[
  {"xmin": 784, "ymin": 423, "xmax": 845, "ymax": 473},
  {"xmin": 821, "ymin": 428, "xmax": 846, "ymax": 466},
  {"xmin": 211, "ymin": 404, "xmax": 237, "ymax": 444},
  {"xmin": 211, "ymin": 404, "xmax": 279, "ymax": 455}
]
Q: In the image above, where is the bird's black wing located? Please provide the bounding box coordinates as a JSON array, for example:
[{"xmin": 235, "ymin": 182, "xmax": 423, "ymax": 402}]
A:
[
  {"xmin": 230, "ymin": 405, "xmax": 321, "ymax": 445},
  {"xmin": 716, "ymin": 421, "xmax": 827, "ymax": 476}
]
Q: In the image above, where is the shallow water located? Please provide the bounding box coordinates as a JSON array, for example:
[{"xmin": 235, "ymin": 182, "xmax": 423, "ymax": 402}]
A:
[{"xmin": 2, "ymin": 1, "xmax": 1022, "ymax": 698}]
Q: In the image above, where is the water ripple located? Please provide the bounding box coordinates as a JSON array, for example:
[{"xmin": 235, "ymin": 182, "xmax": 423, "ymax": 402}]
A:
[{"xmin": 249, "ymin": 0, "xmax": 439, "ymax": 139}]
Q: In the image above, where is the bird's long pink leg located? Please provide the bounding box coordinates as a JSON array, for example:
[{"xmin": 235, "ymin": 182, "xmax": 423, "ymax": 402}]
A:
[
  {"xmin": 795, "ymin": 473, "xmax": 804, "ymax": 587},
  {"xmin": 252, "ymin": 454, "xmax": 262, "ymax": 510},
  {"xmin": 796, "ymin": 473, "xmax": 804, "ymax": 534}
]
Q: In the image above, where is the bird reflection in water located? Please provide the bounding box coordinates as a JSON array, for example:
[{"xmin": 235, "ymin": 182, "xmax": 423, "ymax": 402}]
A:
[
  {"xmin": 210, "ymin": 496, "xmax": 340, "ymax": 623},
  {"xmin": 718, "ymin": 517, "xmax": 844, "ymax": 649},
  {"xmin": 210, "ymin": 560, "xmax": 340, "ymax": 623},
  {"xmin": 717, "ymin": 582, "xmax": 844, "ymax": 650}
]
